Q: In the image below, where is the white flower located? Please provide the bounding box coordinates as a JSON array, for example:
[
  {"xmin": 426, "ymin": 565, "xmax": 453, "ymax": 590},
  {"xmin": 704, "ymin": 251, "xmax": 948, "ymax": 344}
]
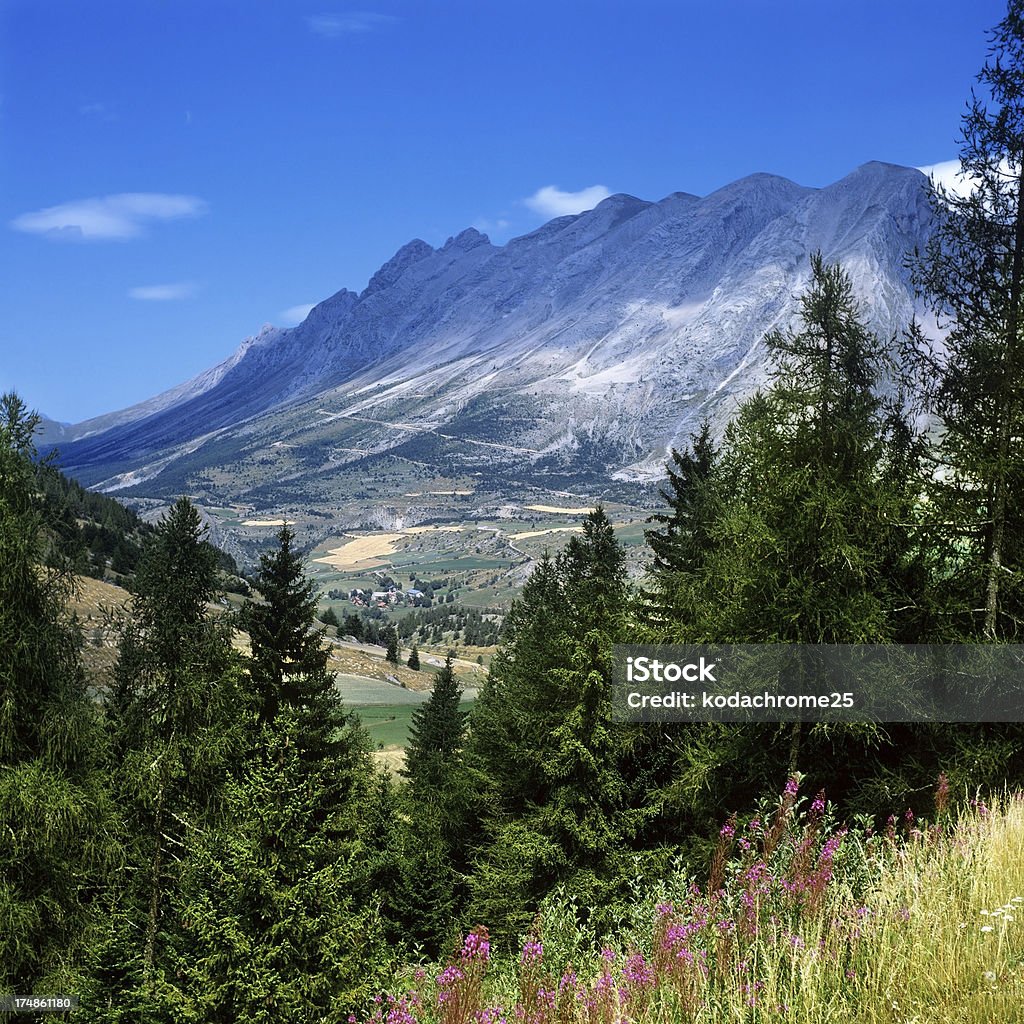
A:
[
  {"xmin": 984, "ymin": 971, "xmax": 997, "ymax": 982},
  {"xmin": 981, "ymin": 925, "xmax": 995, "ymax": 933},
  {"xmin": 981, "ymin": 909, "xmax": 991, "ymax": 915},
  {"xmin": 1004, "ymin": 915, "xmax": 1015, "ymax": 923}
]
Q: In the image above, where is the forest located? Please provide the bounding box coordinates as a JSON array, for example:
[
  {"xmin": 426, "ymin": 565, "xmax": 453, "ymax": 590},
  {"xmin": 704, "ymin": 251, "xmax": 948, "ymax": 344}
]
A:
[{"xmin": 5, "ymin": 5, "xmax": 1024, "ymax": 1021}]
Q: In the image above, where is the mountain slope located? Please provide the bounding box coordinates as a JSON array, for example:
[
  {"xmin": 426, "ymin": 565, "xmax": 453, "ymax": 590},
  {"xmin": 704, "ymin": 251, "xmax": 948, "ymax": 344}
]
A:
[{"xmin": 58, "ymin": 162, "xmax": 934, "ymax": 512}]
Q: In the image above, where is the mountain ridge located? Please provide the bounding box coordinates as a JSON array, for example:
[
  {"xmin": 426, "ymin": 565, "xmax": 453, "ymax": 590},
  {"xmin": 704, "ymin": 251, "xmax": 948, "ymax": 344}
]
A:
[{"xmin": 56, "ymin": 161, "xmax": 935, "ymax": 529}]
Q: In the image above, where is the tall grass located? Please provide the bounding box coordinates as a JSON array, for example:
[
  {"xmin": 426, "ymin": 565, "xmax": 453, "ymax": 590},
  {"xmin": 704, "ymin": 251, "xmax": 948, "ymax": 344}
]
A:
[{"xmin": 358, "ymin": 781, "xmax": 1024, "ymax": 1023}]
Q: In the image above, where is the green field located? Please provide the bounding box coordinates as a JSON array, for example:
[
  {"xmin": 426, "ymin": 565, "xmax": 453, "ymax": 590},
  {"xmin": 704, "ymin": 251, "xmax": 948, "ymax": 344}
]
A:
[{"xmin": 353, "ymin": 701, "xmax": 474, "ymax": 749}]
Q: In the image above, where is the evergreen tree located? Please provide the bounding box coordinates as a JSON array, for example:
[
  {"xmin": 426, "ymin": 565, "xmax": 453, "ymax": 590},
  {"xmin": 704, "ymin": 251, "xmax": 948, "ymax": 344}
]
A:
[
  {"xmin": 468, "ymin": 508, "xmax": 639, "ymax": 939},
  {"xmin": 102, "ymin": 497, "xmax": 244, "ymax": 998},
  {"xmin": 661, "ymin": 254, "xmax": 924, "ymax": 646},
  {"xmin": 407, "ymin": 641, "xmax": 421, "ymax": 670},
  {"xmin": 0, "ymin": 393, "xmax": 119, "ymax": 994},
  {"xmin": 244, "ymin": 524, "xmax": 365, "ymax": 786},
  {"xmin": 384, "ymin": 623, "xmax": 400, "ymax": 664},
  {"xmin": 403, "ymin": 652, "xmax": 466, "ymax": 794},
  {"xmin": 911, "ymin": 0, "xmax": 1024, "ymax": 640},
  {"xmin": 157, "ymin": 708, "xmax": 390, "ymax": 1021},
  {"xmin": 245, "ymin": 525, "xmax": 328, "ymax": 726},
  {"xmin": 643, "ymin": 256, "xmax": 934, "ymax": 821}
]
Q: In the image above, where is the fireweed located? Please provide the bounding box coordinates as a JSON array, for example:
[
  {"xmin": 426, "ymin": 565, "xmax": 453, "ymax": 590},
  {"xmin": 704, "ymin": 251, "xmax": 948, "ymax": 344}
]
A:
[{"xmin": 356, "ymin": 783, "xmax": 1024, "ymax": 1023}]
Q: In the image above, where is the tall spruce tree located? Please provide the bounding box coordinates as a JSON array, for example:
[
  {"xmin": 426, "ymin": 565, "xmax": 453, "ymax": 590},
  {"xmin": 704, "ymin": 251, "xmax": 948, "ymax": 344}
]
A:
[
  {"xmin": 912, "ymin": 0, "xmax": 1024, "ymax": 640},
  {"xmin": 156, "ymin": 707, "xmax": 389, "ymax": 1021},
  {"xmin": 246, "ymin": 524, "xmax": 323, "ymax": 727},
  {"xmin": 242, "ymin": 523, "xmax": 370, "ymax": 821},
  {"xmin": 642, "ymin": 422, "xmax": 719, "ymax": 631},
  {"xmin": 102, "ymin": 497, "xmax": 244, "ymax": 998},
  {"xmin": 156, "ymin": 529, "xmax": 390, "ymax": 1019},
  {"xmin": 0, "ymin": 393, "xmax": 119, "ymax": 994},
  {"xmin": 403, "ymin": 651, "xmax": 466, "ymax": 795},
  {"xmin": 468, "ymin": 508, "xmax": 638, "ymax": 939}
]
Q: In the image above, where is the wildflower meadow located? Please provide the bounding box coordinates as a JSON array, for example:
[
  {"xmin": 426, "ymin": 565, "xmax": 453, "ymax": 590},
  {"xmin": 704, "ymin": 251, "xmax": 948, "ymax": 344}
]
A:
[{"xmin": 357, "ymin": 780, "xmax": 1024, "ymax": 1024}]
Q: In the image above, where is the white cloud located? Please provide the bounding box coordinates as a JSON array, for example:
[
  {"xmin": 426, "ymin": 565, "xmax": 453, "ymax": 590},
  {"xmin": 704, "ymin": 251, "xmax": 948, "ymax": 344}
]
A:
[
  {"xmin": 10, "ymin": 193, "xmax": 207, "ymax": 241},
  {"xmin": 128, "ymin": 282, "xmax": 197, "ymax": 301},
  {"xmin": 524, "ymin": 184, "xmax": 611, "ymax": 218},
  {"xmin": 280, "ymin": 302, "xmax": 316, "ymax": 325},
  {"xmin": 917, "ymin": 159, "xmax": 974, "ymax": 198},
  {"xmin": 306, "ymin": 12, "xmax": 396, "ymax": 36}
]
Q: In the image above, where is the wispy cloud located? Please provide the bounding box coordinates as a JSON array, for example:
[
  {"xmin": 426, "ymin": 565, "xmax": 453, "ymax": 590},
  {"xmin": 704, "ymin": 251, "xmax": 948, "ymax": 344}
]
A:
[
  {"xmin": 128, "ymin": 282, "xmax": 197, "ymax": 301},
  {"xmin": 472, "ymin": 216, "xmax": 512, "ymax": 236},
  {"xmin": 306, "ymin": 12, "xmax": 397, "ymax": 37},
  {"xmin": 10, "ymin": 193, "xmax": 208, "ymax": 241},
  {"xmin": 80, "ymin": 101, "xmax": 117, "ymax": 121},
  {"xmin": 280, "ymin": 302, "xmax": 316, "ymax": 325},
  {"xmin": 524, "ymin": 184, "xmax": 611, "ymax": 218}
]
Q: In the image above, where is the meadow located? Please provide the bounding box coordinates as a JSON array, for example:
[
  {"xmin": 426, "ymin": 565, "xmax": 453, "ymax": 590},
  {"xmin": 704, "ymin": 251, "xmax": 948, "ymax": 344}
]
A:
[{"xmin": 357, "ymin": 780, "xmax": 1024, "ymax": 1024}]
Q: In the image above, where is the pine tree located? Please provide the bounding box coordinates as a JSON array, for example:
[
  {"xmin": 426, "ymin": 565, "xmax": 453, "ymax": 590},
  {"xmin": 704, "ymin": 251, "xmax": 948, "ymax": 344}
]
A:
[
  {"xmin": 103, "ymin": 496, "xmax": 244, "ymax": 995},
  {"xmin": 403, "ymin": 652, "xmax": 466, "ymax": 793},
  {"xmin": 244, "ymin": 524, "xmax": 362, "ymax": 780},
  {"xmin": 664, "ymin": 254, "xmax": 924, "ymax": 646},
  {"xmin": 384, "ymin": 623, "xmax": 400, "ymax": 664},
  {"xmin": 643, "ymin": 256, "xmax": 934, "ymax": 821},
  {"xmin": 0, "ymin": 393, "xmax": 119, "ymax": 993},
  {"xmin": 407, "ymin": 641, "xmax": 421, "ymax": 670},
  {"xmin": 246, "ymin": 525, "xmax": 327, "ymax": 725},
  {"xmin": 468, "ymin": 508, "xmax": 637, "ymax": 938},
  {"xmin": 911, "ymin": 0, "xmax": 1024, "ymax": 640},
  {"xmin": 157, "ymin": 707, "xmax": 390, "ymax": 1020}
]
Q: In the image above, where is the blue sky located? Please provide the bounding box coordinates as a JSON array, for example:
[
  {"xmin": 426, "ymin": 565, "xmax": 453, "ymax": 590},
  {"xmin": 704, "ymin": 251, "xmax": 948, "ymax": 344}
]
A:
[{"xmin": 1, "ymin": 0, "xmax": 1009, "ymax": 423}]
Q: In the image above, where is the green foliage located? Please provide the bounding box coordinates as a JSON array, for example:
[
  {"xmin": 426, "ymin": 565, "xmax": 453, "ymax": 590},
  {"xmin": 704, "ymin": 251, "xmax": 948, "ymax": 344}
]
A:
[
  {"xmin": 0, "ymin": 392, "xmax": 120, "ymax": 993},
  {"xmin": 154, "ymin": 709, "xmax": 390, "ymax": 1021},
  {"xmin": 406, "ymin": 641, "xmax": 421, "ymax": 670},
  {"xmin": 404, "ymin": 653, "xmax": 466, "ymax": 794},
  {"xmin": 910, "ymin": 1, "xmax": 1024, "ymax": 640},
  {"xmin": 384, "ymin": 623, "xmax": 400, "ymax": 664},
  {"xmin": 101, "ymin": 497, "xmax": 246, "ymax": 998},
  {"xmin": 637, "ymin": 257, "xmax": 940, "ymax": 825},
  {"xmin": 468, "ymin": 508, "xmax": 642, "ymax": 940}
]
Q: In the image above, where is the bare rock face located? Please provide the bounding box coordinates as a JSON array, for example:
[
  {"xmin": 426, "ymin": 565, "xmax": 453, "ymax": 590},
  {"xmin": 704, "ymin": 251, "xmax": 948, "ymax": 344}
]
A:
[{"xmin": 59, "ymin": 162, "xmax": 934, "ymax": 501}]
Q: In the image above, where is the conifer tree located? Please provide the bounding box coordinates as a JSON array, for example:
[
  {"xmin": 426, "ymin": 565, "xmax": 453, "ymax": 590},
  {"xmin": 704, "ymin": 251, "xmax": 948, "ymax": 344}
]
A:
[
  {"xmin": 407, "ymin": 641, "xmax": 421, "ymax": 670},
  {"xmin": 645, "ymin": 256, "xmax": 932, "ymax": 820},
  {"xmin": 468, "ymin": 508, "xmax": 637, "ymax": 938},
  {"xmin": 246, "ymin": 525, "xmax": 329, "ymax": 725},
  {"xmin": 103, "ymin": 496, "xmax": 244, "ymax": 995},
  {"xmin": 912, "ymin": 0, "xmax": 1024, "ymax": 640},
  {"xmin": 403, "ymin": 652, "xmax": 466, "ymax": 794},
  {"xmin": 156, "ymin": 531, "xmax": 390, "ymax": 1018},
  {"xmin": 0, "ymin": 393, "xmax": 119, "ymax": 993},
  {"xmin": 384, "ymin": 622, "xmax": 400, "ymax": 664}
]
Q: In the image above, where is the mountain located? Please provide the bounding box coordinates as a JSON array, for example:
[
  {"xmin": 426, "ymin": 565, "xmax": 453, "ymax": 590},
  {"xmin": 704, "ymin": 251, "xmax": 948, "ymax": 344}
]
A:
[{"xmin": 56, "ymin": 161, "xmax": 935, "ymax": 546}]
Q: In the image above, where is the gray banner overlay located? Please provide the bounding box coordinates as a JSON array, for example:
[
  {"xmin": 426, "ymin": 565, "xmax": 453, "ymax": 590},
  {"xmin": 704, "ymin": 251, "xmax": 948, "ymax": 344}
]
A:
[{"xmin": 612, "ymin": 645, "xmax": 1024, "ymax": 723}]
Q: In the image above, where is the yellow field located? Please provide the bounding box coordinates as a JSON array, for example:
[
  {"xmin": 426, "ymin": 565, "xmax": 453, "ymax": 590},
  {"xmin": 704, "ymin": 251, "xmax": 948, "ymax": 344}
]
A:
[
  {"xmin": 314, "ymin": 525, "xmax": 468, "ymax": 570},
  {"xmin": 315, "ymin": 533, "xmax": 406, "ymax": 569}
]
